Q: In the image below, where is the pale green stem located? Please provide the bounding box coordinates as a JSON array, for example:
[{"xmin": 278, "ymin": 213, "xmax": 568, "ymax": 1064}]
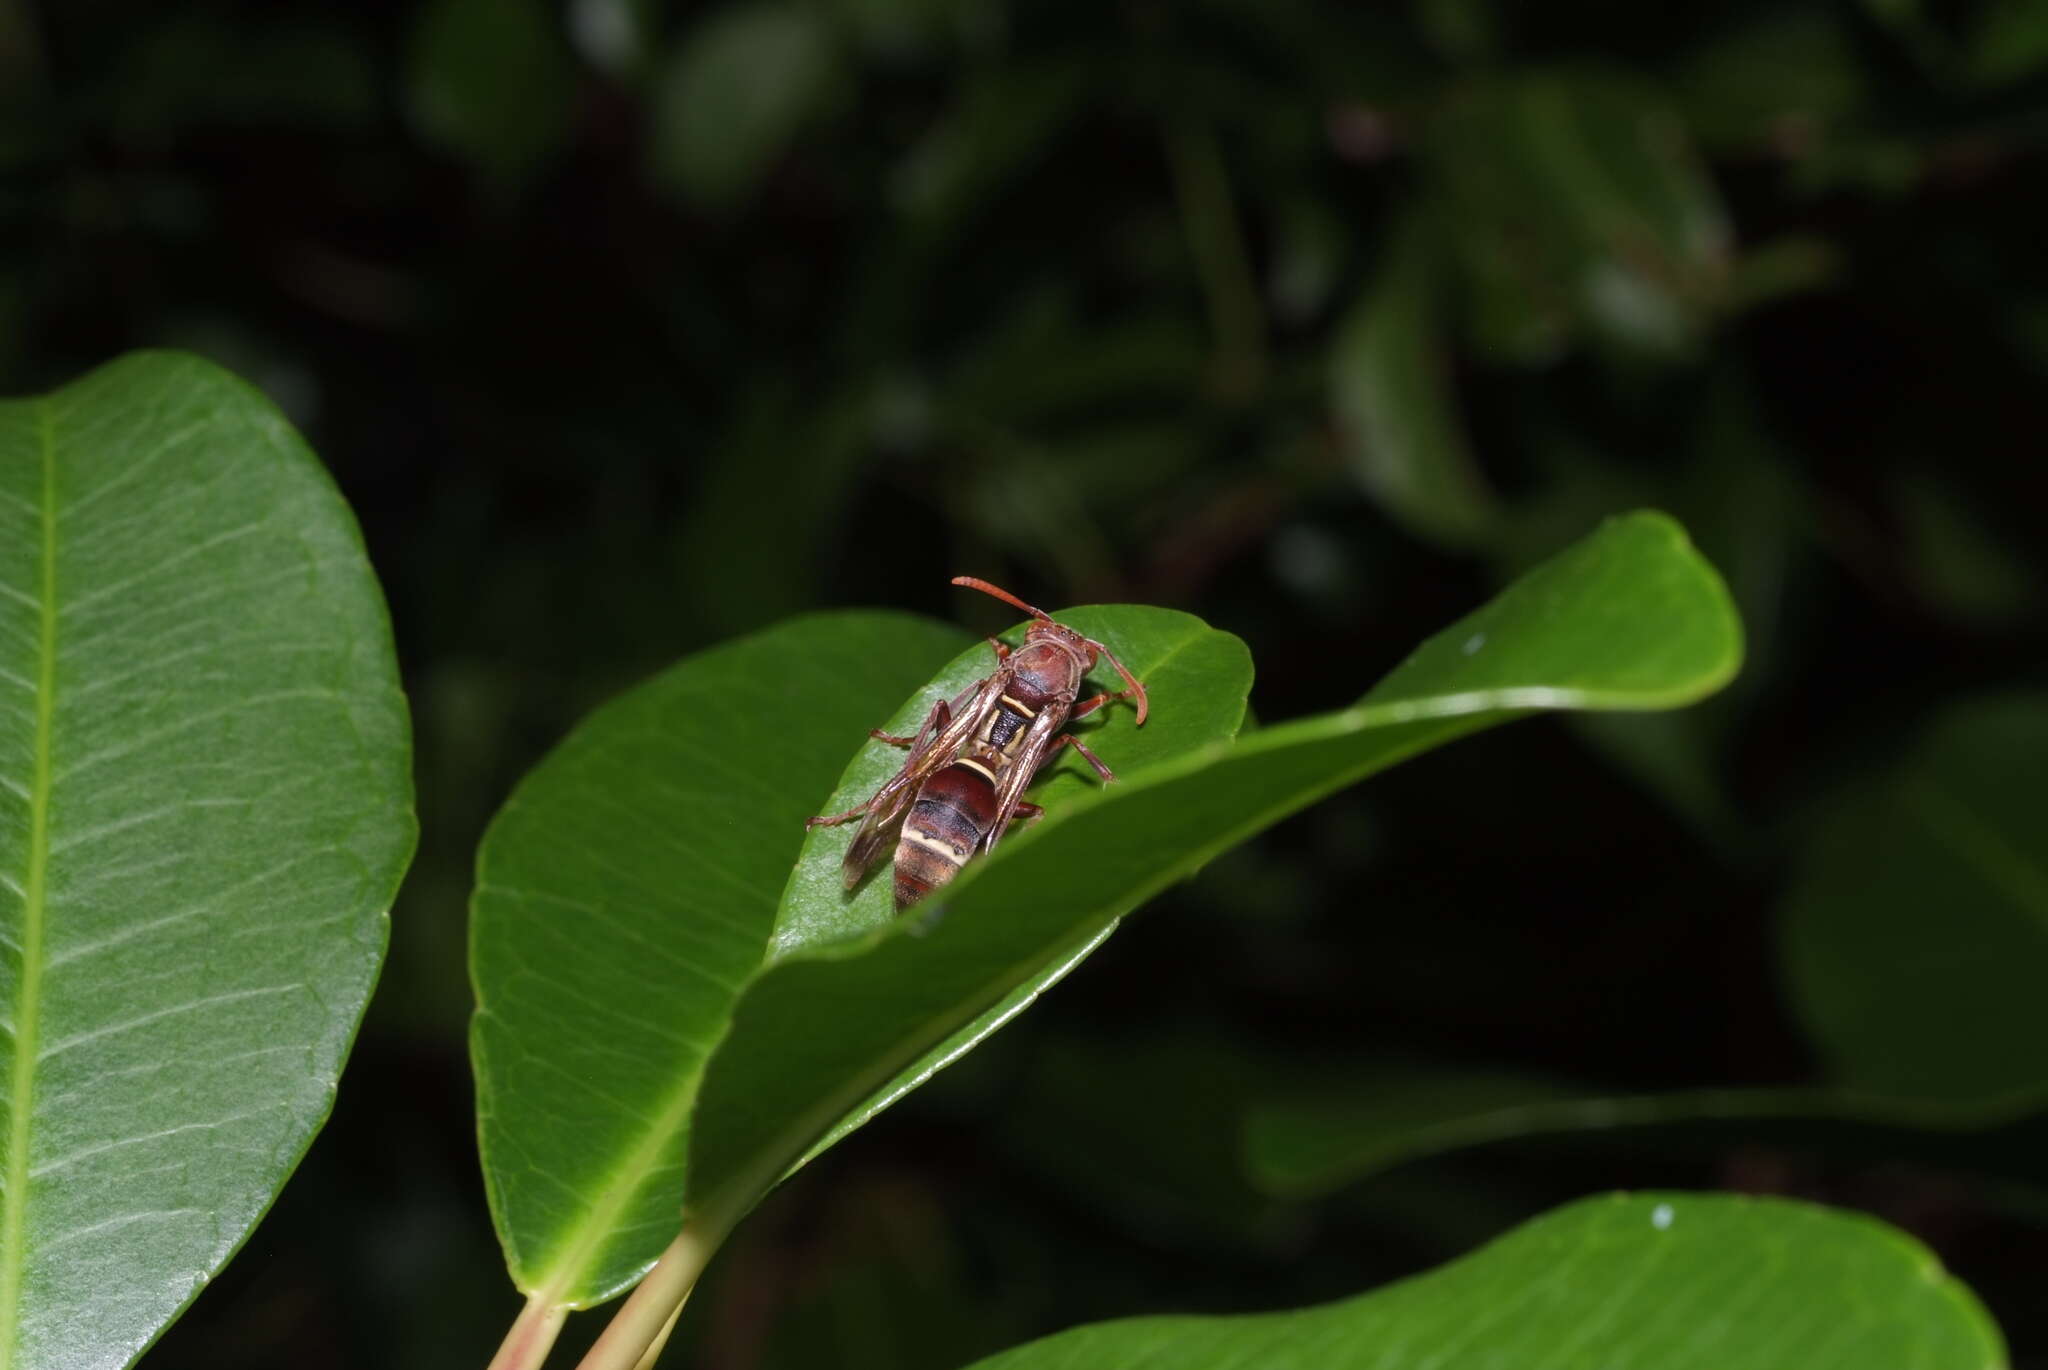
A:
[
  {"xmin": 573, "ymin": 1220, "xmax": 719, "ymax": 1370},
  {"xmin": 487, "ymin": 1295, "xmax": 568, "ymax": 1370},
  {"xmin": 628, "ymin": 1303, "xmax": 686, "ymax": 1370}
]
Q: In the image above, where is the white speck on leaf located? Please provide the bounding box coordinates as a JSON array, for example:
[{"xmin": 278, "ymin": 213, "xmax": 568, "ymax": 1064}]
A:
[
  {"xmin": 1651, "ymin": 1203, "xmax": 1674, "ymax": 1230},
  {"xmin": 1462, "ymin": 633, "xmax": 1485, "ymax": 655}
]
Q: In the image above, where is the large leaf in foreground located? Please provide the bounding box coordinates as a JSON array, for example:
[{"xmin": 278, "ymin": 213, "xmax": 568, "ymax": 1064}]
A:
[
  {"xmin": 470, "ymin": 611, "xmax": 968, "ymax": 1307},
  {"xmin": 780, "ymin": 607, "xmax": 1252, "ymax": 1169},
  {"xmin": 473, "ymin": 604, "xmax": 1250, "ymax": 1307},
  {"xmin": 961, "ymin": 1193, "xmax": 2002, "ymax": 1369},
  {"xmin": 682, "ymin": 512, "xmax": 1741, "ymax": 1235},
  {"xmin": 0, "ymin": 351, "xmax": 414, "ymax": 1369}
]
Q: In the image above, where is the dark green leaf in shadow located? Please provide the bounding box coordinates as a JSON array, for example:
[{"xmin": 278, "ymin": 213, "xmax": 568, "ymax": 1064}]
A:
[
  {"xmin": 997, "ymin": 1032, "xmax": 1300, "ymax": 1249},
  {"xmin": 888, "ymin": 58, "xmax": 1095, "ymax": 233},
  {"xmin": 1329, "ymin": 208, "xmax": 1500, "ymax": 550},
  {"xmin": 1782, "ymin": 693, "xmax": 2048, "ymax": 1105},
  {"xmin": 1427, "ymin": 70, "xmax": 1731, "ymax": 361},
  {"xmin": 1414, "ymin": 0, "xmax": 1497, "ymax": 64},
  {"xmin": 1671, "ymin": 11, "xmax": 1863, "ymax": 153},
  {"xmin": 470, "ymin": 612, "xmax": 970, "ymax": 1307},
  {"xmin": 1499, "ymin": 384, "xmax": 1793, "ymax": 851},
  {"xmin": 1894, "ymin": 474, "xmax": 2039, "ymax": 629},
  {"xmin": 650, "ymin": 2, "xmax": 839, "ymax": 211},
  {"xmin": 1972, "ymin": 0, "xmax": 2048, "ymax": 87},
  {"xmin": 958, "ymin": 1193, "xmax": 2003, "ymax": 1369},
  {"xmin": 683, "ymin": 512, "xmax": 1740, "ymax": 1238},
  {"xmin": 406, "ymin": 0, "xmax": 572, "ymax": 186},
  {"xmin": 107, "ymin": 17, "xmax": 378, "ymax": 137},
  {"xmin": 671, "ymin": 382, "xmax": 872, "ymax": 639},
  {"xmin": 0, "ymin": 352, "xmax": 414, "ymax": 1367},
  {"xmin": 1239, "ymin": 1063, "xmax": 2035, "ymax": 1201}
]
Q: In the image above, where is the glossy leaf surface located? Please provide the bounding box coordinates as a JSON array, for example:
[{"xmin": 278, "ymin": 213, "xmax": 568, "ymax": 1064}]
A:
[
  {"xmin": 474, "ymin": 604, "xmax": 1250, "ymax": 1305},
  {"xmin": 961, "ymin": 1193, "xmax": 2002, "ymax": 1369},
  {"xmin": 0, "ymin": 352, "xmax": 414, "ymax": 1369},
  {"xmin": 470, "ymin": 611, "xmax": 969, "ymax": 1307},
  {"xmin": 778, "ymin": 607, "xmax": 1253, "ymax": 1171},
  {"xmin": 683, "ymin": 512, "xmax": 1740, "ymax": 1234}
]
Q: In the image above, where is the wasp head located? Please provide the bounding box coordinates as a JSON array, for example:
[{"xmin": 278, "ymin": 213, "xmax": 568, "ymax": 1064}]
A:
[{"xmin": 952, "ymin": 576, "xmax": 1148, "ymax": 726}]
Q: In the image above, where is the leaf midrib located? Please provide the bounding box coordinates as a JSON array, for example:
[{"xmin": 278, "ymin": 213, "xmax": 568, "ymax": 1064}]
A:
[
  {"xmin": 0, "ymin": 402, "xmax": 58, "ymax": 1366},
  {"xmin": 701, "ymin": 664, "xmax": 1738, "ymax": 1207}
]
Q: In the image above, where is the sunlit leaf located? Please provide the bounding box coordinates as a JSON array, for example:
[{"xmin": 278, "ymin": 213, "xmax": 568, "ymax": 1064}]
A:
[{"xmin": 0, "ymin": 351, "xmax": 414, "ymax": 1368}]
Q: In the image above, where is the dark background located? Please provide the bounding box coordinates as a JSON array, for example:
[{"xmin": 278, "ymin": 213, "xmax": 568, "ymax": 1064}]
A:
[{"xmin": 7, "ymin": 0, "xmax": 2048, "ymax": 1365}]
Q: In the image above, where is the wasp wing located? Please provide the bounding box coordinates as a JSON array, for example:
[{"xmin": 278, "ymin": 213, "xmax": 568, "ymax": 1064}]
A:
[
  {"xmin": 978, "ymin": 705, "xmax": 1069, "ymax": 861},
  {"xmin": 839, "ymin": 670, "xmax": 1008, "ymax": 889}
]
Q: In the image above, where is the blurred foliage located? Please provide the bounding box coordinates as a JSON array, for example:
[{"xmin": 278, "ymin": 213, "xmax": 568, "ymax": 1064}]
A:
[{"xmin": 3, "ymin": 0, "xmax": 2046, "ymax": 1365}]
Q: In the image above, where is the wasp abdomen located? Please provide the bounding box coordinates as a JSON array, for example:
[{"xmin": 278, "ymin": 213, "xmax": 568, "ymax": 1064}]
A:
[{"xmin": 893, "ymin": 764, "xmax": 996, "ymax": 910}]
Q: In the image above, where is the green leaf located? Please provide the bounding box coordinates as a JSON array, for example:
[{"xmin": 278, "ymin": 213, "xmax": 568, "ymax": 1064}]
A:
[
  {"xmin": 682, "ymin": 512, "xmax": 1739, "ymax": 1237},
  {"xmin": 1894, "ymin": 474, "xmax": 2039, "ymax": 628},
  {"xmin": 0, "ymin": 352, "xmax": 414, "ymax": 1368},
  {"xmin": 959, "ymin": 1193, "xmax": 2003, "ymax": 1369},
  {"xmin": 406, "ymin": 0, "xmax": 573, "ymax": 185},
  {"xmin": 1972, "ymin": 0, "xmax": 2048, "ymax": 87},
  {"xmin": 650, "ymin": 2, "xmax": 839, "ymax": 211},
  {"xmin": 470, "ymin": 611, "xmax": 970, "ymax": 1307},
  {"xmin": 1782, "ymin": 693, "xmax": 2048, "ymax": 1105},
  {"xmin": 1671, "ymin": 11, "xmax": 1864, "ymax": 152},
  {"xmin": 472, "ymin": 603, "xmax": 1249, "ymax": 1307},
  {"xmin": 778, "ymin": 606, "xmax": 1253, "ymax": 1169},
  {"xmin": 1427, "ymin": 70, "xmax": 1731, "ymax": 361},
  {"xmin": 107, "ymin": 17, "xmax": 378, "ymax": 137},
  {"xmin": 1329, "ymin": 208, "xmax": 1501, "ymax": 550},
  {"xmin": 996, "ymin": 1031, "xmax": 1291, "ymax": 1246},
  {"xmin": 1239, "ymin": 1066, "xmax": 2028, "ymax": 1201},
  {"xmin": 778, "ymin": 607, "xmax": 1251, "ymax": 956}
]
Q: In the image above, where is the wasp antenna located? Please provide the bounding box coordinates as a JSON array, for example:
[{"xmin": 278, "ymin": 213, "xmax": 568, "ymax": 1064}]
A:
[
  {"xmin": 1091, "ymin": 639, "xmax": 1149, "ymax": 727},
  {"xmin": 951, "ymin": 576, "xmax": 1052, "ymax": 623}
]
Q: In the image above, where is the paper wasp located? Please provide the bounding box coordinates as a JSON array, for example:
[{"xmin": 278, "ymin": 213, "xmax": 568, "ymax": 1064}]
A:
[{"xmin": 805, "ymin": 577, "xmax": 1149, "ymax": 910}]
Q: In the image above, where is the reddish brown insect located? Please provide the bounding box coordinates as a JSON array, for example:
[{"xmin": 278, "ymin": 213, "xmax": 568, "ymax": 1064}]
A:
[{"xmin": 806, "ymin": 577, "xmax": 1149, "ymax": 910}]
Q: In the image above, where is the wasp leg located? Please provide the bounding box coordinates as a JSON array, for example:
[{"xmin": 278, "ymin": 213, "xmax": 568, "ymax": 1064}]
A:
[
  {"xmin": 987, "ymin": 636, "xmax": 1012, "ymax": 662},
  {"xmin": 872, "ymin": 696, "xmax": 953, "ymax": 750},
  {"xmin": 998, "ymin": 800, "xmax": 1045, "ymax": 838},
  {"xmin": 1049, "ymin": 732, "xmax": 1117, "ymax": 783},
  {"xmin": 806, "ymin": 801, "xmax": 872, "ymax": 828},
  {"xmin": 1070, "ymin": 687, "xmax": 1142, "ymax": 721},
  {"xmin": 910, "ymin": 697, "xmax": 952, "ymax": 750}
]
